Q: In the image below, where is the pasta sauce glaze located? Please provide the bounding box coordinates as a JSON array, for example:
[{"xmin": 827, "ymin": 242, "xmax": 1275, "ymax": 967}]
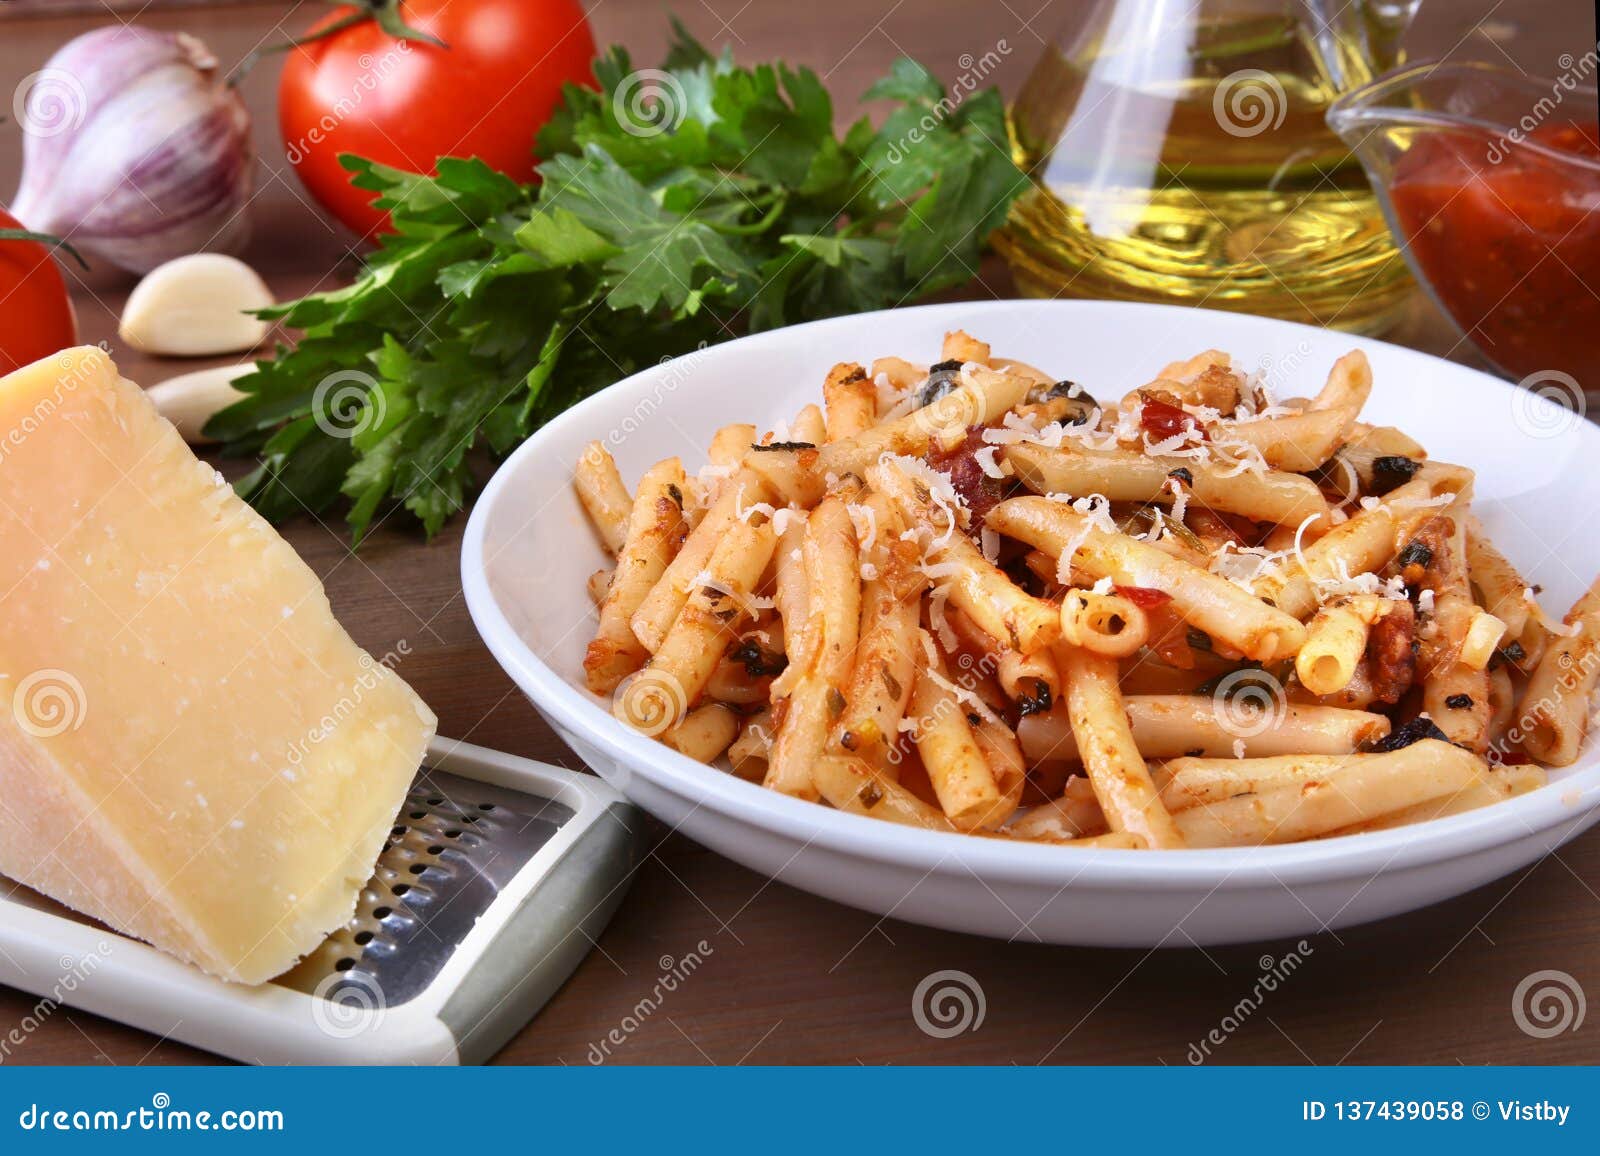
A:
[
  {"xmin": 1388, "ymin": 121, "xmax": 1600, "ymax": 384},
  {"xmin": 925, "ymin": 427, "xmax": 1010, "ymax": 533}
]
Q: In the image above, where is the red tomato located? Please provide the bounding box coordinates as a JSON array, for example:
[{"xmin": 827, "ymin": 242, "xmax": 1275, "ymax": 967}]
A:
[
  {"xmin": 278, "ymin": 0, "xmax": 596, "ymax": 238},
  {"xmin": 0, "ymin": 208, "xmax": 77, "ymax": 376}
]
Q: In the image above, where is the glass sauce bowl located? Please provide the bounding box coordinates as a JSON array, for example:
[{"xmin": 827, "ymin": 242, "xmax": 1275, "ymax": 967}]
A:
[{"xmin": 1327, "ymin": 60, "xmax": 1600, "ymax": 386}]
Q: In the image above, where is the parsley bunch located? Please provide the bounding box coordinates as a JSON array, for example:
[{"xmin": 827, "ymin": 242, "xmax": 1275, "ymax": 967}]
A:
[{"xmin": 210, "ymin": 23, "xmax": 1027, "ymax": 542}]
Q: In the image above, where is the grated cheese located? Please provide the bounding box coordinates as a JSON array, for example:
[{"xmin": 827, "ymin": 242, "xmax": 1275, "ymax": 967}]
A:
[
  {"xmin": 846, "ymin": 502, "xmax": 878, "ymax": 553},
  {"xmin": 928, "ymin": 585, "xmax": 958, "ymax": 651},
  {"xmin": 1164, "ymin": 476, "xmax": 1189, "ymax": 526},
  {"xmin": 1043, "ymin": 492, "xmax": 1115, "ymax": 584},
  {"xmin": 974, "ymin": 445, "xmax": 1010, "ymax": 479}
]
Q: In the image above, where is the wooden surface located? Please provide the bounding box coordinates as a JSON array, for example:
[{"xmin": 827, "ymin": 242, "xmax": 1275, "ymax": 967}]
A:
[{"xmin": 1, "ymin": 0, "xmax": 1597, "ymax": 1066}]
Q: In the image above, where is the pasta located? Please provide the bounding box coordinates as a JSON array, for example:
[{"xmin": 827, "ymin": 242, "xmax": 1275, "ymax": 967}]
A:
[{"xmin": 575, "ymin": 330, "xmax": 1591, "ymax": 849}]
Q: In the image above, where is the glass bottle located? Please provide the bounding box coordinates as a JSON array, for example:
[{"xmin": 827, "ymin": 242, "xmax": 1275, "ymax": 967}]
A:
[{"xmin": 997, "ymin": 0, "xmax": 1420, "ymax": 333}]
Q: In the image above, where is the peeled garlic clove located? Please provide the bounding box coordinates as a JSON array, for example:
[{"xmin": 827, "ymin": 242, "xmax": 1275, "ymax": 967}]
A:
[
  {"xmin": 119, "ymin": 254, "xmax": 274, "ymax": 356},
  {"xmin": 143, "ymin": 363, "xmax": 251, "ymax": 443}
]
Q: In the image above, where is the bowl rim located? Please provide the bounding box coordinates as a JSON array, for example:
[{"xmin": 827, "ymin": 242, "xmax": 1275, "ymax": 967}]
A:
[{"xmin": 461, "ymin": 299, "xmax": 1600, "ymax": 890}]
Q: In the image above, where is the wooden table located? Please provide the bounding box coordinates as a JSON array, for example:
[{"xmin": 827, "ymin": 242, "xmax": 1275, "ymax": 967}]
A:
[{"xmin": 2, "ymin": 0, "xmax": 1596, "ymax": 1066}]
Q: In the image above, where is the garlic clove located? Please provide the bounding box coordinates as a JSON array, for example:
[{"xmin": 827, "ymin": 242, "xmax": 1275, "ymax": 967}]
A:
[
  {"xmin": 142, "ymin": 363, "xmax": 251, "ymax": 443},
  {"xmin": 119, "ymin": 254, "xmax": 274, "ymax": 357}
]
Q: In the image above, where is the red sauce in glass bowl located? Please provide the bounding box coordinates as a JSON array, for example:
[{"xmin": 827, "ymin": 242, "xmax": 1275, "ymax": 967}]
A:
[{"xmin": 1388, "ymin": 121, "xmax": 1600, "ymax": 385}]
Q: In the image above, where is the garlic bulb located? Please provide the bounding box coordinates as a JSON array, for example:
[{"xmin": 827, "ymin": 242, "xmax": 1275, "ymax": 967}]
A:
[{"xmin": 9, "ymin": 27, "xmax": 254, "ymax": 274}]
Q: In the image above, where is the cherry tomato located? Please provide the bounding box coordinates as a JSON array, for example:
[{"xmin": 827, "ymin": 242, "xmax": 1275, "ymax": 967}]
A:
[
  {"xmin": 278, "ymin": 0, "xmax": 596, "ymax": 238},
  {"xmin": 0, "ymin": 207, "xmax": 77, "ymax": 376}
]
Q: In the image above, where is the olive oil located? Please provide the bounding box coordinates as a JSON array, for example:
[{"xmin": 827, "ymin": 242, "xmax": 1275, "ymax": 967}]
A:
[{"xmin": 997, "ymin": 12, "xmax": 1413, "ymax": 333}]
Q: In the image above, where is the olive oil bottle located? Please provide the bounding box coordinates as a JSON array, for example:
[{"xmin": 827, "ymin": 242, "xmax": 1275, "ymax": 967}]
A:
[{"xmin": 997, "ymin": 1, "xmax": 1418, "ymax": 334}]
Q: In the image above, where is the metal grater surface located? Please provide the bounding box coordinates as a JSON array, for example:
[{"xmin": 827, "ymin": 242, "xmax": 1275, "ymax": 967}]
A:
[{"xmin": 277, "ymin": 768, "xmax": 574, "ymax": 1007}]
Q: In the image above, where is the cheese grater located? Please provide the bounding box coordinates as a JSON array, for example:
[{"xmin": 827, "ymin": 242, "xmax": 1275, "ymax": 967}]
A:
[{"xmin": 0, "ymin": 737, "xmax": 641, "ymax": 1065}]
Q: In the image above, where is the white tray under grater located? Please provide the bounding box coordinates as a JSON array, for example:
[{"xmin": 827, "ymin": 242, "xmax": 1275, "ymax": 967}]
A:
[{"xmin": 0, "ymin": 737, "xmax": 642, "ymax": 1065}]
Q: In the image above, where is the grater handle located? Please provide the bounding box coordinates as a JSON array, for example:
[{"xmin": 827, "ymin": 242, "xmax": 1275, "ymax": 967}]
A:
[{"xmin": 435, "ymin": 800, "xmax": 643, "ymax": 1065}]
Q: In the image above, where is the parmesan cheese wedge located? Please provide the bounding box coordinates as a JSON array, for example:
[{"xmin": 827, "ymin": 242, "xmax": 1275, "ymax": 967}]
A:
[{"xmin": 0, "ymin": 347, "xmax": 436, "ymax": 984}]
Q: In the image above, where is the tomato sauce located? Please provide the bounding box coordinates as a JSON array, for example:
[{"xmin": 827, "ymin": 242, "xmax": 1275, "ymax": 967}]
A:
[{"xmin": 1388, "ymin": 121, "xmax": 1600, "ymax": 385}]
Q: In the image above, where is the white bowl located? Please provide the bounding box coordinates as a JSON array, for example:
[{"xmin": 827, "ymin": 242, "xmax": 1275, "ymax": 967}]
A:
[{"xmin": 461, "ymin": 300, "xmax": 1600, "ymax": 947}]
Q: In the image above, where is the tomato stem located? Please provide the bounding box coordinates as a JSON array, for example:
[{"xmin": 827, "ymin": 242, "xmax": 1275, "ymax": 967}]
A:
[
  {"xmin": 0, "ymin": 228, "xmax": 89, "ymax": 270},
  {"xmin": 229, "ymin": 1, "xmax": 448, "ymax": 86}
]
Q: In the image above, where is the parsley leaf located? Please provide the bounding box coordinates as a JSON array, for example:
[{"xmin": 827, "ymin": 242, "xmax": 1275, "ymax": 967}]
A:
[{"xmin": 212, "ymin": 23, "xmax": 1027, "ymax": 541}]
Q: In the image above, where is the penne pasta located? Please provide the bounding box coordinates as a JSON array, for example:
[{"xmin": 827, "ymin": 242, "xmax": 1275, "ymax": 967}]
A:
[
  {"xmin": 709, "ymin": 423, "xmax": 759, "ymax": 466},
  {"xmin": 1465, "ymin": 517, "xmax": 1532, "ymax": 640},
  {"xmin": 813, "ymin": 754, "xmax": 962, "ymax": 832},
  {"xmin": 571, "ymin": 331, "xmax": 1586, "ymax": 848},
  {"xmin": 1517, "ymin": 576, "xmax": 1600, "ymax": 765},
  {"xmin": 833, "ymin": 539, "xmax": 924, "ymax": 767},
  {"xmin": 1215, "ymin": 404, "xmax": 1359, "ymax": 472},
  {"xmin": 1309, "ymin": 349, "xmax": 1372, "ymax": 412},
  {"xmin": 907, "ymin": 647, "xmax": 1005, "ymax": 830},
  {"xmin": 1296, "ymin": 595, "xmax": 1394, "ymax": 696},
  {"xmin": 619, "ymin": 514, "xmax": 777, "ymax": 732},
  {"xmin": 986, "ymin": 496, "xmax": 1306, "ymax": 662},
  {"xmin": 1018, "ymin": 696, "xmax": 1389, "ymax": 765},
  {"xmin": 1059, "ymin": 588, "xmax": 1149, "ymax": 658},
  {"xmin": 765, "ymin": 497, "xmax": 861, "ymax": 799},
  {"xmin": 1171, "ymin": 741, "xmax": 1483, "ymax": 847},
  {"xmin": 660, "ymin": 703, "xmax": 741, "ymax": 764},
  {"xmin": 574, "ymin": 441, "xmax": 632, "ymax": 554},
  {"xmin": 872, "ymin": 459, "xmax": 1060, "ymax": 654},
  {"xmin": 818, "ymin": 366, "xmax": 1032, "ymax": 477},
  {"xmin": 822, "ymin": 363, "xmax": 877, "ymax": 442},
  {"xmin": 631, "ymin": 467, "xmax": 774, "ymax": 653},
  {"xmin": 1058, "ymin": 645, "xmax": 1184, "ymax": 848},
  {"xmin": 1004, "ymin": 442, "xmax": 1329, "ymax": 527},
  {"xmin": 584, "ymin": 457, "xmax": 689, "ymax": 693},
  {"xmin": 942, "ymin": 329, "xmax": 990, "ymax": 364},
  {"xmin": 729, "ymin": 710, "xmax": 776, "ymax": 781}
]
